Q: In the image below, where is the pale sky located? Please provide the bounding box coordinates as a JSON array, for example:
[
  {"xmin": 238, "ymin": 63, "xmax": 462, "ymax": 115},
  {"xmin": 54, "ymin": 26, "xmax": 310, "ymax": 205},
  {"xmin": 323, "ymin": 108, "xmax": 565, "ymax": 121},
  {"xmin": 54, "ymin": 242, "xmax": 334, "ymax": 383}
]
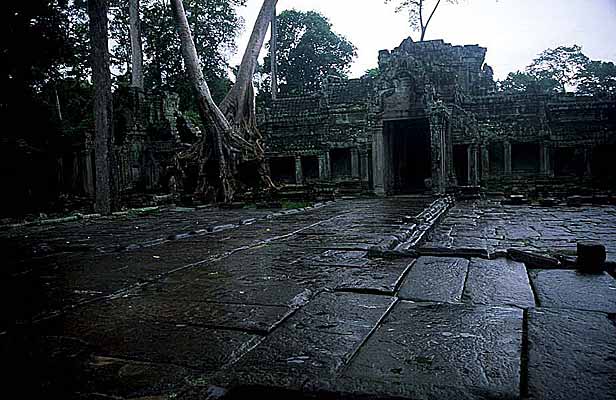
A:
[{"xmin": 230, "ymin": 0, "xmax": 616, "ymax": 80}]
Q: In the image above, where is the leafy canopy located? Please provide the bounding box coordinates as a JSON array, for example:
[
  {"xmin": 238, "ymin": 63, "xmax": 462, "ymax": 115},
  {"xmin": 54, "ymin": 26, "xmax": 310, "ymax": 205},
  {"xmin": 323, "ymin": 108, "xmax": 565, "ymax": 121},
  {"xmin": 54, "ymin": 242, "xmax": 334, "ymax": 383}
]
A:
[
  {"xmin": 577, "ymin": 61, "xmax": 616, "ymax": 97},
  {"xmin": 526, "ymin": 45, "xmax": 589, "ymax": 92},
  {"xmin": 262, "ymin": 10, "xmax": 356, "ymax": 96}
]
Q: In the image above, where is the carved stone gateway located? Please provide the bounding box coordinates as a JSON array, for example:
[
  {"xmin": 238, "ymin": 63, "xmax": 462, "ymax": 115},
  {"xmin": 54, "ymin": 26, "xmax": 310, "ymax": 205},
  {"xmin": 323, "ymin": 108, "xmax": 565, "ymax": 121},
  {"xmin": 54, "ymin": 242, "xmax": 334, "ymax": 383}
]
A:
[{"xmin": 261, "ymin": 38, "xmax": 616, "ymax": 196}]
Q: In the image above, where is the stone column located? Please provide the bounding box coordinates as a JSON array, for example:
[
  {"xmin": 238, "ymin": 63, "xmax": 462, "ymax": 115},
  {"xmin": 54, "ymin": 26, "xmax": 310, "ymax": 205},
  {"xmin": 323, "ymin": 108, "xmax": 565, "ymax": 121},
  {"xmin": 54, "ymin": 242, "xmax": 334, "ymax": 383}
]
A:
[
  {"xmin": 466, "ymin": 145, "xmax": 473, "ymax": 185},
  {"xmin": 294, "ymin": 156, "xmax": 303, "ymax": 184},
  {"xmin": 584, "ymin": 147, "xmax": 593, "ymax": 177},
  {"xmin": 351, "ymin": 149, "xmax": 360, "ymax": 178},
  {"xmin": 372, "ymin": 126, "xmax": 386, "ymax": 195},
  {"xmin": 469, "ymin": 144, "xmax": 480, "ymax": 186},
  {"xmin": 540, "ymin": 144, "xmax": 552, "ymax": 176},
  {"xmin": 504, "ymin": 141, "xmax": 512, "ymax": 175},
  {"xmin": 360, "ymin": 151, "xmax": 370, "ymax": 182},
  {"xmin": 84, "ymin": 150, "xmax": 95, "ymax": 196},
  {"xmin": 481, "ymin": 145, "xmax": 490, "ymax": 180},
  {"xmin": 318, "ymin": 152, "xmax": 330, "ymax": 179}
]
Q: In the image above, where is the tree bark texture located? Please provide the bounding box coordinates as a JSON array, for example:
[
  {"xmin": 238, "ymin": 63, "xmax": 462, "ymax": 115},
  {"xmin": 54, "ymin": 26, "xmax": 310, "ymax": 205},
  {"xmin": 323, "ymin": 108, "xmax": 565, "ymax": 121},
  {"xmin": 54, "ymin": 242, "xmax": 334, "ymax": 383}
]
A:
[
  {"xmin": 88, "ymin": 0, "xmax": 114, "ymax": 214},
  {"xmin": 170, "ymin": 0, "xmax": 236, "ymax": 202},
  {"xmin": 129, "ymin": 0, "xmax": 144, "ymax": 89},
  {"xmin": 270, "ymin": 5, "xmax": 278, "ymax": 100},
  {"xmin": 171, "ymin": 0, "xmax": 276, "ymax": 203}
]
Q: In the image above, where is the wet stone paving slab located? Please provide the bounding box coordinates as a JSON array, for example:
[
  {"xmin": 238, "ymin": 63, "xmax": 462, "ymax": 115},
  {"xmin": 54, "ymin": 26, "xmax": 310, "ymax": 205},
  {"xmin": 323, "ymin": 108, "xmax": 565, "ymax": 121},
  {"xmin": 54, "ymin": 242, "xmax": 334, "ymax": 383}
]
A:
[{"xmin": 2, "ymin": 196, "xmax": 616, "ymax": 399}]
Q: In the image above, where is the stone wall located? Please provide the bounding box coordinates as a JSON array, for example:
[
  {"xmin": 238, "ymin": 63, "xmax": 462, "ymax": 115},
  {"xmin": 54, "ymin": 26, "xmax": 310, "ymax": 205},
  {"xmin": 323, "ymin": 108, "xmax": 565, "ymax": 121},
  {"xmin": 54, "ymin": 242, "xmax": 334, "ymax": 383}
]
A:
[{"xmin": 260, "ymin": 37, "xmax": 616, "ymax": 196}]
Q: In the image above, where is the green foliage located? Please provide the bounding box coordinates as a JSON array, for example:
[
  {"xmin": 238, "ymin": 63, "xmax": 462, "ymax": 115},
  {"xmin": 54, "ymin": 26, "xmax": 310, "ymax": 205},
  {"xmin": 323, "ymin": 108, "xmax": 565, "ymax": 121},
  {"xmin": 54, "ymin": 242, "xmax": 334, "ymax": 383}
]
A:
[
  {"xmin": 526, "ymin": 45, "xmax": 590, "ymax": 92},
  {"xmin": 496, "ymin": 45, "xmax": 615, "ymax": 96},
  {"xmin": 362, "ymin": 67, "xmax": 381, "ymax": 79},
  {"xmin": 262, "ymin": 10, "xmax": 356, "ymax": 96},
  {"xmin": 576, "ymin": 61, "xmax": 616, "ymax": 97},
  {"xmin": 105, "ymin": 0, "xmax": 243, "ymax": 109},
  {"xmin": 498, "ymin": 71, "xmax": 560, "ymax": 94}
]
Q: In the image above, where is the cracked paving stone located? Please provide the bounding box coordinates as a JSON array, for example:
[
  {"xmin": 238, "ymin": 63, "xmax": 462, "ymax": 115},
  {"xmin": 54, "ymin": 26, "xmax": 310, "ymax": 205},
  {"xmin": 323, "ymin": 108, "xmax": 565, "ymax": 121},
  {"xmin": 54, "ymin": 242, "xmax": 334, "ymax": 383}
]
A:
[
  {"xmin": 335, "ymin": 302, "xmax": 523, "ymax": 400},
  {"xmin": 87, "ymin": 295, "xmax": 292, "ymax": 334},
  {"xmin": 39, "ymin": 307, "xmax": 260, "ymax": 372},
  {"xmin": 334, "ymin": 258, "xmax": 415, "ymax": 295},
  {"xmin": 398, "ymin": 257, "xmax": 469, "ymax": 303},
  {"xmin": 463, "ymin": 258, "xmax": 536, "ymax": 308},
  {"xmin": 527, "ymin": 308, "xmax": 616, "ymax": 400},
  {"xmin": 213, "ymin": 291, "xmax": 396, "ymax": 391},
  {"xmin": 529, "ymin": 269, "xmax": 616, "ymax": 313}
]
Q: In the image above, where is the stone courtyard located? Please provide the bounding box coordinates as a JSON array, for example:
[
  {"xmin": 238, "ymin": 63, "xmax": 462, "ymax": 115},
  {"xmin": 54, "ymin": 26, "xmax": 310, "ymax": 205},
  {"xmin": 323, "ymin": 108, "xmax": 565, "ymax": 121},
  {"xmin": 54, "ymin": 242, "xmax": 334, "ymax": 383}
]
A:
[{"xmin": 1, "ymin": 196, "xmax": 615, "ymax": 399}]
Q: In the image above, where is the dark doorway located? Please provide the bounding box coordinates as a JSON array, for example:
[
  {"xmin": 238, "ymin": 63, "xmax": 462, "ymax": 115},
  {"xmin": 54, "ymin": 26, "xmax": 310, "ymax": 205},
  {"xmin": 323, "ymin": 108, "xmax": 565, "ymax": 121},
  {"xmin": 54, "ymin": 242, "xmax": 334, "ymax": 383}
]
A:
[
  {"xmin": 553, "ymin": 147, "xmax": 584, "ymax": 176},
  {"xmin": 269, "ymin": 157, "xmax": 295, "ymax": 184},
  {"xmin": 330, "ymin": 148, "xmax": 352, "ymax": 178},
  {"xmin": 592, "ymin": 144, "xmax": 616, "ymax": 180},
  {"xmin": 301, "ymin": 156, "xmax": 319, "ymax": 180},
  {"xmin": 453, "ymin": 144, "xmax": 469, "ymax": 185},
  {"xmin": 384, "ymin": 118, "xmax": 432, "ymax": 193},
  {"xmin": 512, "ymin": 143, "xmax": 540, "ymax": 173}
]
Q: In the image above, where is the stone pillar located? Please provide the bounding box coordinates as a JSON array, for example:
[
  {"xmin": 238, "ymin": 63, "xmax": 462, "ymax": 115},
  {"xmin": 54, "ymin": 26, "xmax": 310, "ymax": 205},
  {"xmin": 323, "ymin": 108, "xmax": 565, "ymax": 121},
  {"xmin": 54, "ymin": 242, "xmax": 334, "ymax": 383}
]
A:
[
  {"xmin": 294, "ymin": 156, "xmax": 303, "ymax": 184},
  {"xmin": 360, "ymin": 151, "xmax": 370, "ymax": 182},
  {"xmin": 351, "ymin": 149, "xmax": 360, "ymax": 178},
  {"xmin": 372, "ymin": 126, "xmax": 386, "ymax": 195},
  {"xmin": 469, "ymin": 145, "xmax": 480, "ymax": 186},
  {"xmin": 584, "ymin": 147, "xmax": 593, "ymax": 177},
  {"xmin": 540, "ymin": 144, "xmax": 552, "ymax": 176},
  {"xmin": 318, "ymin": 152, "xmax": 330, "ymax": 179},
  {"xmin": 504, "ymin": 141, "xmax": 512, "ymax": 175},
  {"xmin": 466, "ymin": 145, "xmax": 473, "ymax": 185},
  {"xmin": 481, "ymin": 145, "xmax": 490, "ymax": 180},
  {"xmin": 84, "ymin": 150, "xmax": 95, "ymax": 196}
]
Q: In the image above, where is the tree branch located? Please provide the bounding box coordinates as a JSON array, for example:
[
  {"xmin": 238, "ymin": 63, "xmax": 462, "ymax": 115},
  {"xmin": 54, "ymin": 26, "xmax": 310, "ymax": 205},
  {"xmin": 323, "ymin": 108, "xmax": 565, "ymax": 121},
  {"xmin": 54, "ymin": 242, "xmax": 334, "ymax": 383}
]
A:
[{"xmin": 423, "ymin": 0, "xmax": 442, "ymax": 40}]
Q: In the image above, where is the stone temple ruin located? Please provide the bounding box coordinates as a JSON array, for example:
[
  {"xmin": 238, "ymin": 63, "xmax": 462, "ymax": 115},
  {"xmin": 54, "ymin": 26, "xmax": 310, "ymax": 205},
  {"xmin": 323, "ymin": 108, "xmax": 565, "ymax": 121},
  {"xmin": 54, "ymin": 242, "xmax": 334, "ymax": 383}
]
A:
[
  {"xmin": 261, "ymin": 38, "xmax": 616, "ymax": 197},
  {"xmin": 54, "ymin": 38, "xmax": 616, "ymax": 204}
]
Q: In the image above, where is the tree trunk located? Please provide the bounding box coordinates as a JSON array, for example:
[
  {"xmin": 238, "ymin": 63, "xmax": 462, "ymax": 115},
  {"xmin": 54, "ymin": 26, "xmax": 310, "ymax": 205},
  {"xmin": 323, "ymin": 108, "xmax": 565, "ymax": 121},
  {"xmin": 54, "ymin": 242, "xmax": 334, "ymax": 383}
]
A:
[
  {"xmin": 270, "ymin": 5, "xmax": 278, "ymax": 100},
  {"xmin": 170, "ymin": 0, "xmax": 235, "ymax": 202},
  {"xmin": 219, "ymin": 0, "xmax": 277, "ymax": 123},
  {"xmin": 88, "ymin": 0, "xmax": 114, "ymax": 214},
  {"xmin": 54, "ymin": 85, "xmax": 63, "ymax": 121},
  {"xmin": 422, "ymin": 0, "xmax": 442, "ymax": 41},
  {"xmin": 129, "ymin": 0, "xmax": 144, "ymax": 89},
  {"xmin": 171, "ymin": 0, "xmax": 276, "ymax": 203},
  {"xmin": 217, "ymin": 0, "xmax": 277, "ymax": 192}
]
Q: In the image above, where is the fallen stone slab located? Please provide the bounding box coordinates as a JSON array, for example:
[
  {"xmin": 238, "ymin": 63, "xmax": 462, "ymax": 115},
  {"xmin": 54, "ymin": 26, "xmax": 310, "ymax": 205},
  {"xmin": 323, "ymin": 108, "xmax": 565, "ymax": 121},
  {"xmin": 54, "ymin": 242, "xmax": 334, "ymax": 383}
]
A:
[
  {"xmin": 398, "ymin": 257, "xmax": 469, "ymax": 303},
  {"xmin": 463, "ymin": 258, "xmax": 536, "ymax": 308},
  {"xmin": 528, "ymin": 269, "xmax": 616, "ymax": 313},
  {"xmin": 335, "ymin": 259, "xmax": 415, "ymax": 295},
  {"xmin": 335, "ymin": 302, "xmax": 523, "ymax": 400},
  {"xmin": 507, "ymin": 248, "xmax": 560, "ymax": 269},
  {"xmin": 213, "ymin": 291, "xmax": 396, "ymax": 391},
  {"xmin": 527, "ymin": 308, "xmax": 616, "ymax": 400},
  {"xmin": 366, "ymin": 247, "xmax": 418, "ymax": 259}
]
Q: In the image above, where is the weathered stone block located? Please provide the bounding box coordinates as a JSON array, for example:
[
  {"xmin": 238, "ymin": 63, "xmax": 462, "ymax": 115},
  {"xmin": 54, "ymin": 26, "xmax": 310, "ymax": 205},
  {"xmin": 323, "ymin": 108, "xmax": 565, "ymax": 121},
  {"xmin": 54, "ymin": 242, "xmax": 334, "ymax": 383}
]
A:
[
  {"xmin": 527, "ymin": 308, "xmax": 616, "ymax": 400},
  {"xmin": 337, "ymin": 302, "xmax": 523, "ymax": 399},
  {"xmin": 529, "ymin": 269, "xmax": 616, "ymax": 313},
  {"xmin": 398, "ymin": 256, "xmax": 469, "ymax": 303},
  {"xmin": 463, "ymin": 258, "xmax": 536, "ymax": 308},
  {"xmin": 577, "ymin": 241, "xmax": 607, "ymax": 272}
]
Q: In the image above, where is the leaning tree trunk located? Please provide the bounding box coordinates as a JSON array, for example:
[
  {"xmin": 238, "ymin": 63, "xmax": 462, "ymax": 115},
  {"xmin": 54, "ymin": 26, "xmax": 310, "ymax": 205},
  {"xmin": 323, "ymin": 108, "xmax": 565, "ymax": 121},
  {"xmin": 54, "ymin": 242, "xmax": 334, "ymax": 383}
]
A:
[
  {"xmin": 218, "ymin": 0, "xmax": 277, "ymax": 191},
  {"xmin": 171, "ymin": 0, "xmax": 277, "ymax": 203},
  {"xmin": 129, "ymin": 0, "xmax": 144, "ymax": 89},
  {"xmin": 170, "ymin": 0, "xmax": 236, "ymax": 202},
  {"xmin": 88, "ymin": 0, "xmax": 114, "ymax": 214}
]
